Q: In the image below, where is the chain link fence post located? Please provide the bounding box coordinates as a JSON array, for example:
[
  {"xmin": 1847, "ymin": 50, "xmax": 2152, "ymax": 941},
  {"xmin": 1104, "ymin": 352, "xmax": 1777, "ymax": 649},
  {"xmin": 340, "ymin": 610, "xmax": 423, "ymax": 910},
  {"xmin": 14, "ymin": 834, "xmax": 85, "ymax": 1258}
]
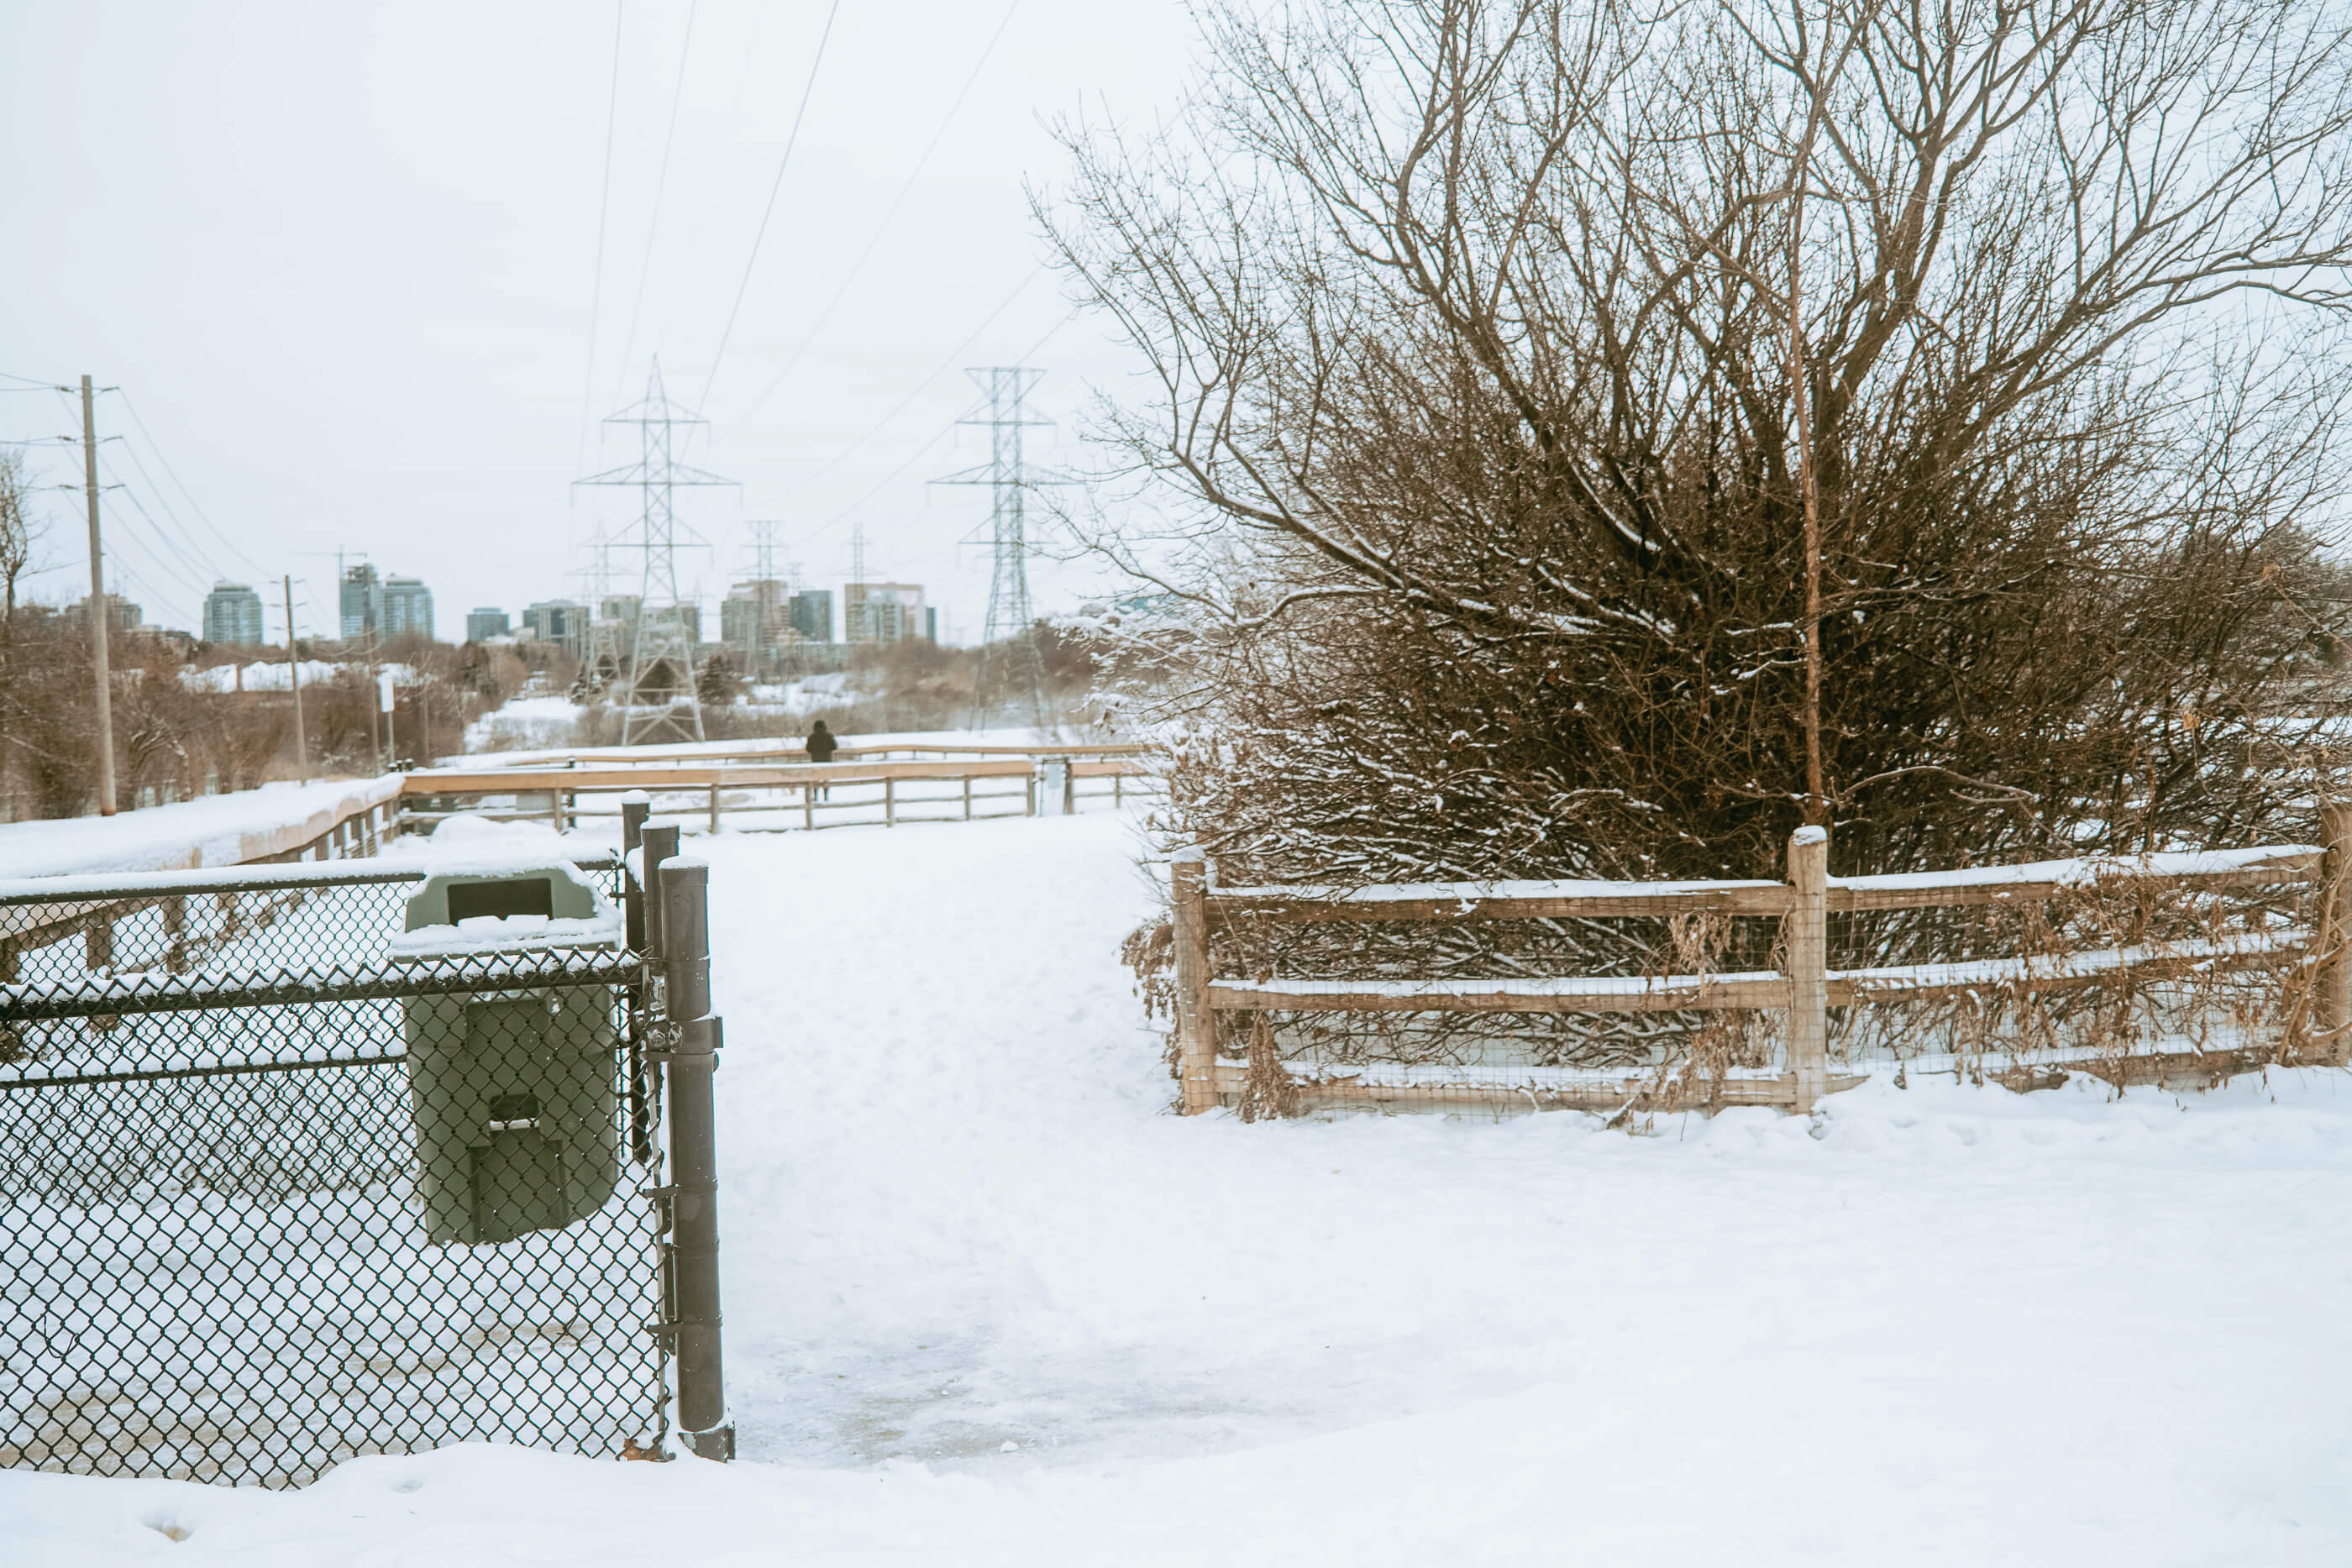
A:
[{"xmin": 659, "ymin": 854, "xmax": 731, "ymax": 1460}]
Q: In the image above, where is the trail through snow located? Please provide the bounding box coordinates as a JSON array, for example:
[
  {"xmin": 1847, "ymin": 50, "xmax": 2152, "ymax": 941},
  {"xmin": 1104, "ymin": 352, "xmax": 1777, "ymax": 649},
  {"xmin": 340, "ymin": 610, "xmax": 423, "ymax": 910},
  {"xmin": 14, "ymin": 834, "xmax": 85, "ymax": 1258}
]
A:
[{"xmin": 7, "ymin": 810, "xmax": 2352, "ymax": 1564}]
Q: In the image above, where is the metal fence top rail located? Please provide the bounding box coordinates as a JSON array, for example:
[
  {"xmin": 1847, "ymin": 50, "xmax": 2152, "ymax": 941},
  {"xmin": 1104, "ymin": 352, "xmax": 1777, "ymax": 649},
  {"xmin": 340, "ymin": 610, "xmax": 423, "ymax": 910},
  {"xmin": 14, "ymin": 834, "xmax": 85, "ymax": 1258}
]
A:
[
  {"xmin": 0, "ymin": 947, "xmax": 642, "ymax": 1023},
  {"xmin": 0, "ymin": 851, "xmax": 622, "ymax": 908}
]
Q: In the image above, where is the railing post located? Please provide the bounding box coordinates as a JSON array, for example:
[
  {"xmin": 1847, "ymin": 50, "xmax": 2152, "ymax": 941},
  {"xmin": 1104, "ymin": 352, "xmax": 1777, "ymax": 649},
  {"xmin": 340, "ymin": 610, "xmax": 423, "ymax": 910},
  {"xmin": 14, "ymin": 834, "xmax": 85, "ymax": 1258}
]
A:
[
  {"xmin": 621, "ymin": 792, "xmax": 652, "ymax": 952},
  {"xmin": 161, "ymin": 895, "xmax": 187, "ymax": 973},
  {"xmin": 963, "ymin": 774, "xmax": 973, "ymax": 821},
  {"xmin": 2318, "ymin": 801, "xmax": 2352, "ymax": 1062},
  {"xmin": 620, "ymin": 791, "xmax": 656, "ymax": 1166},
  {"xmin": 1784, "ymin": 825, "xmax": 1830, "ymax": 1114},
  {"xmin": 708, "ymin": 782, "xmax": 721, "ymax": 834},
  {"xmin": 885, "ymin": 777, "xmax": 895, "ymax": 828},
  {"xmin": 1170, "ymin": 848, "xmax": 1220, "ymax": 1114},
  {"xmin": 658, "ymin": 855, "xmax": 730, "ymax": 1461},
  {"xmin": 641, "ymin": 823, "xmax": 680, "ymax": 976},
  {"xmin": 803, "ymin": 784, "xmax": 814, "ymax": 832}
]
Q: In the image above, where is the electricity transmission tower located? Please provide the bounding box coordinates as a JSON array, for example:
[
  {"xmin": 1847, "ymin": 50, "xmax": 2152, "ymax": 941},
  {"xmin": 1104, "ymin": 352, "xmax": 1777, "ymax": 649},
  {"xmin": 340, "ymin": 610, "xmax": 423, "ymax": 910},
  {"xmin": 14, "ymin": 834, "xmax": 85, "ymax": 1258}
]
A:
[
  {"xmin": 575, "ymin": 360, "xmax": 737, "ymax": 744},
  {"xmin": 735, "ymin": 519, "xmax": 786, "ymax": 677},
  {"xmin": 935, "ymin": 367, "xmax": 1066, "ymax": 730},
  {"xmin": 570, "ymin": 527, "xmax": 625, "ymax": 691}
]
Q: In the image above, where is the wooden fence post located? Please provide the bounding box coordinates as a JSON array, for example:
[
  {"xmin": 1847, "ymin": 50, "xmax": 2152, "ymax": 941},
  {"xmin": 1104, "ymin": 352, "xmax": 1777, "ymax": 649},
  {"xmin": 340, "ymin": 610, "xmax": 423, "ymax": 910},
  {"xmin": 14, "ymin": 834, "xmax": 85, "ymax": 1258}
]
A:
[
  {"xmin": 708, "ymin": 782, "xmax": 722, "ymax": 834},
  {"xmin": 963, "ymin": 775, "xmax": 974, "ymax": 821},
  {"xmin": 161, "ymin": 895, "xmax": 187, "ymax": 973},
  {"xmin": 1784, "ymin": 825, "xmax": 1830, "ymax": 1114},
  {"xmin": 885, "ymin": 778, "xmax": 896, "ymax": 828},
  {"xmin": 803, "ymin": 785, "xmax": 815, "ymax": 831},
  {"xmin": 2318, "ymin": 800, "xmax": 2352, "ymax": 1063},
  {"xmin": 1170, "ymin": 848, "xmax": 1220, "ymax": 1114}
]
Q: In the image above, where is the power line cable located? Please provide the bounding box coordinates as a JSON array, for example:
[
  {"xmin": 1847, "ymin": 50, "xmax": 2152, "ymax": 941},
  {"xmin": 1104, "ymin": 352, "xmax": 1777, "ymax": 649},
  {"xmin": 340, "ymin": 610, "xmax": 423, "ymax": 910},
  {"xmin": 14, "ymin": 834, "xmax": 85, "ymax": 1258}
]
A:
[
  {"xmin": 695, "ymin": 0, "xmax": 843, "ymax": 413},
  {"xmin": 113, "ymin": 391, "xmax": 270, "ymax": 578},
  {"xmin": 793, "ymin": 302, "xmax": 1079, "ymax": 553},
  {"xmin": 106, "ymin": 427, "xmax": 233, "ymax": 584},
  {"xmin": 609, "ymin": 0, "xmax": 698, "ymax": 414},
  {"xmin": 779, "ymin": 264, "xmax": 1045, "ymax": 492},
  {"xmin": 727, "ymin": 0, "xmax": 1021, "ymax": 433},
  {"xmin": 576, "ymin": 0, "xmax": 629, "ymax": 474},
  {"xmin": 0, "ymin": 370, "xmax": 68, "ymax": 388},
  {"xmin": 95, "ymin": 463, "xmax": 213, "ymax": 611},
  {"xmin": 98, "ymin": 456, "xmax": 215, "ymax": 598}
]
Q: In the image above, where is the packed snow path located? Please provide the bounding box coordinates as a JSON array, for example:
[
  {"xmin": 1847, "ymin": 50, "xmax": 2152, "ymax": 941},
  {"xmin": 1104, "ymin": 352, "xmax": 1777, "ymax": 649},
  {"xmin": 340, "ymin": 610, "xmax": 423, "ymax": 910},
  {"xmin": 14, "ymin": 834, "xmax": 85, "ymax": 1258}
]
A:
[{"xmin": 10, "ymin": 810, "xmax": 2352, "ymax": 1564}]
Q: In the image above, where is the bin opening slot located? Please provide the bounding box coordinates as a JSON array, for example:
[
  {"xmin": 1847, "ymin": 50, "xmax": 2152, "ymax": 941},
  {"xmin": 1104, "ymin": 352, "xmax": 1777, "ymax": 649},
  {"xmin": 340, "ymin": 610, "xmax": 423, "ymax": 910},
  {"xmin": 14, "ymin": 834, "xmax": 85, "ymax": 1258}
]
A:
[
  {"xmin": 446, "ymin": 878, "xmax": 554, "ymax": 922},
  {"xmin": 486, "ymin": 1091, "xmax": 542, "ymax": 1132}
]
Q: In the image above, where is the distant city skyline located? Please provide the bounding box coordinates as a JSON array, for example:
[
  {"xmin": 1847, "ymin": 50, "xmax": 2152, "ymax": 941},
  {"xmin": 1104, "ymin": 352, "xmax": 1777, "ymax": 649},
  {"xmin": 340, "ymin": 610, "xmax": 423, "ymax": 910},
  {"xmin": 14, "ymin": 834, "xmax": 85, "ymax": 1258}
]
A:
[{"xmin": 0, "ymin": 3, "xmax": 1193, "ymax": 653}]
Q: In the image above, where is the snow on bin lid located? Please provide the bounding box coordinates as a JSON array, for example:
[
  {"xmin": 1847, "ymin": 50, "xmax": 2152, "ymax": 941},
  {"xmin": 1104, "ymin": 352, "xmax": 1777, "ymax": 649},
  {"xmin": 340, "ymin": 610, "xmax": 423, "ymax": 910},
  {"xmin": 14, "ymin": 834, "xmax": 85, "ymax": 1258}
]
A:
[{"xmin": 392, "ymin": 861, "xmax": 621, "ymax": 958}]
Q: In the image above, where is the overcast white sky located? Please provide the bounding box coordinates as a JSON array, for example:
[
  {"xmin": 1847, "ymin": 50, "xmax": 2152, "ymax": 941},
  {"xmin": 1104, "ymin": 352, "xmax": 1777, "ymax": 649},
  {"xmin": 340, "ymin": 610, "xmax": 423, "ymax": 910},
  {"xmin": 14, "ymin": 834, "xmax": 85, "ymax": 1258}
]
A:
[{"xmin": 0, "ymin": 0, "xmax": 1195, "ymax": 645}]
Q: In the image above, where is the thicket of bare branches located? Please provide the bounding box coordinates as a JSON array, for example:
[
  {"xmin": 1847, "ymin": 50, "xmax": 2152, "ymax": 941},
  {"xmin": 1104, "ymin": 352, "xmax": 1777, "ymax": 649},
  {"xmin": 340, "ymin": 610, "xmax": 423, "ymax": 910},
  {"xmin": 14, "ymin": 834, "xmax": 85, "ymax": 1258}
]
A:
[{"xmin": 1053, "ymin": 0, "xmax": 2352, "ymax": 904}]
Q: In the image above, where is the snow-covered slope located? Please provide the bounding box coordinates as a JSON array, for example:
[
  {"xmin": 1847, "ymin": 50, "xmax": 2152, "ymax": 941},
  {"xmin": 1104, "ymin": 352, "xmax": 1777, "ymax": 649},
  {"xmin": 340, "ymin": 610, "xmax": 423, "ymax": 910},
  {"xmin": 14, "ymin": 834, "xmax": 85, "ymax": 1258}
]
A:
[{"xmin": 7, "ymin": 811, "xmax": 2350, "ymax": 1565}]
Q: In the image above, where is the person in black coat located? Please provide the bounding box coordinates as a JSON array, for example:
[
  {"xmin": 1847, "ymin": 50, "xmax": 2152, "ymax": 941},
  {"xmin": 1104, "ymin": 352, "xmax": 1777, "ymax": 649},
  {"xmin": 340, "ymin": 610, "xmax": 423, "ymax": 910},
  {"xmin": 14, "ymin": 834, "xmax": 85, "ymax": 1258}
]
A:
[{"xmin": 805, "ymin": 720, "xmax": 837, "ymax": 801}]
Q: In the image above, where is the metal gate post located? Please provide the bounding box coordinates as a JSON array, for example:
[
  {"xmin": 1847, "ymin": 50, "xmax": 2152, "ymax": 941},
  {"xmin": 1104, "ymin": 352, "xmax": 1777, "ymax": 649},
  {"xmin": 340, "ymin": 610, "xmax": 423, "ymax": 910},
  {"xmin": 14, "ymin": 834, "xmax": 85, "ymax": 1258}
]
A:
[
  {"xmin": 620, "ymin": 792, "xmax": 655, "ymax": 1165},
  {"xmin": 659, "ymin": 855, "xmax": 730, "ymax": 1460}
]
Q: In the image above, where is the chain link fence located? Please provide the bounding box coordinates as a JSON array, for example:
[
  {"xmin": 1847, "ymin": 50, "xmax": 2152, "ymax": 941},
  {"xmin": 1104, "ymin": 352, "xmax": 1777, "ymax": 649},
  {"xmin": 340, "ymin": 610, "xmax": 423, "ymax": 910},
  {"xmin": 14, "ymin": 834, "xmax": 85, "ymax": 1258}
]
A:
[{"xmin": 0, "ymin": 851, "xmax": 674, "ymax": 1486}]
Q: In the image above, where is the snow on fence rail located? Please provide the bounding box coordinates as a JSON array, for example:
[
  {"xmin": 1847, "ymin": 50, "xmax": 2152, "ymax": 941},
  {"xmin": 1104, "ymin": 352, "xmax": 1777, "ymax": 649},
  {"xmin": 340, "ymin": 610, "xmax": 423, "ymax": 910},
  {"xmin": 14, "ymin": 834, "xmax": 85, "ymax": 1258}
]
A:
[
  {"xmin": 1170, "ymin": 821, "xmax": 2352, "ymax": 1119},
  {"xmin": 398, "ymin": 754, "xmax": 1160, "ymax": 835}
]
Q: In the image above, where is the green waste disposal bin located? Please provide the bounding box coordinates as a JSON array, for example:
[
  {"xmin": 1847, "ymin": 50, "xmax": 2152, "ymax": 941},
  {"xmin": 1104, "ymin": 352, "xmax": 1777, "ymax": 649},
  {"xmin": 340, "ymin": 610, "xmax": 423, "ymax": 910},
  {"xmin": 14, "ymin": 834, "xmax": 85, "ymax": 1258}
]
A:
[{"xmin": 393, "ymin": 863, "xmax": 626, "ymax": 1245}]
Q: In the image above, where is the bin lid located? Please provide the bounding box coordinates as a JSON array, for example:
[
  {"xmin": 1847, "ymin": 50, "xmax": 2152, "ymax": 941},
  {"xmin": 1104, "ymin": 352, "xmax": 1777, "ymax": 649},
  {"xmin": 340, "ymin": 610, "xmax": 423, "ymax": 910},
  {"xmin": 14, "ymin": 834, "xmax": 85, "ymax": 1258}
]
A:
[{"xmin": 391, "ymin": 862, "xmax": 621, "ymax": 959}]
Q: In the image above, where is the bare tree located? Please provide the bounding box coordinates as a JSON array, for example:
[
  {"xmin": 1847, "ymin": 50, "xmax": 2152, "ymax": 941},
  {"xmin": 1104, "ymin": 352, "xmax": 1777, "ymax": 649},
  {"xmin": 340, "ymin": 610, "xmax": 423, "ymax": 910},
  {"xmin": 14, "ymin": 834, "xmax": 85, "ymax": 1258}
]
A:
[
  {"xmin": 1051, "ymin": 0, "xmax": 2352, "ymax": 896},
  {"xmin": 0, "ymin": 450, "xmax": 39, "ymax": 820}
]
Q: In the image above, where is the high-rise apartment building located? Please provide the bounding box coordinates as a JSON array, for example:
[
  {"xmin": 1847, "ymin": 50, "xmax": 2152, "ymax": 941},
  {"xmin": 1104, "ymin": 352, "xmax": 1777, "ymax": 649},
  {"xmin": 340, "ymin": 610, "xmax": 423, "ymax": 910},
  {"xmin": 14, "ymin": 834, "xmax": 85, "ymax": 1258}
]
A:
[
  {"xmin": 721, "ymin": 579, "xmax": 790, "ymax": 668},
  {"xmin": 788, "ymin": 590, "xmax": 833, "ymax": 644},
  {"xmin": 73, "ymin": 593, "xmax": 144, "ymax": 638},
  {"xmin": 845, "ymin": 582, "xmax": 927, "ymax": 644},
  {"xmin": 522, "ymin": 600, "xmax": 589, "ymax": 656},
  {"xmin": 465, "ymin": 607, "xmax": 512, "ymax": 642},
  {"xmin": 202, "ymin": 582, "xmax": 265, "ymax": 646},
  {"xmin": 381, "ymin": 576, "xmax": 433, "ymax": 640},
  {"xmin": 339, "ymin": 563, "xmax": 381, "ymax": 640}
]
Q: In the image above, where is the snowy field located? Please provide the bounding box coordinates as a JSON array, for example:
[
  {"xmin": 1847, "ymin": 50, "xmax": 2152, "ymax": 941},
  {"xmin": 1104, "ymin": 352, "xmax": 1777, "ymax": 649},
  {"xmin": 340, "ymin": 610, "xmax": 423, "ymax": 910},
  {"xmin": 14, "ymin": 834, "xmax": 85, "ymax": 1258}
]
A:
[{"xmin": 8, "ymin": 810, "xmax": 2352, "ymax": 1563}]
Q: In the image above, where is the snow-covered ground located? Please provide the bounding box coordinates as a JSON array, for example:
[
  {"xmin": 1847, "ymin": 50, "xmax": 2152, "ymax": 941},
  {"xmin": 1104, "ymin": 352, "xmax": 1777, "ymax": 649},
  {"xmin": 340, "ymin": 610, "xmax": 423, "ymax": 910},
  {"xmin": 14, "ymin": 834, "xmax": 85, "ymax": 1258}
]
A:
[
  {"xmin": 459, "ymin": 695, "xmax": 583, "ymax": 755},
  {"xmin": 8, "ymin": 810, "xmax": 2352, "ymax": 1564},
  {"xmin": 0, "ymin": 775, "xmax": 401, "ymax": 880}
]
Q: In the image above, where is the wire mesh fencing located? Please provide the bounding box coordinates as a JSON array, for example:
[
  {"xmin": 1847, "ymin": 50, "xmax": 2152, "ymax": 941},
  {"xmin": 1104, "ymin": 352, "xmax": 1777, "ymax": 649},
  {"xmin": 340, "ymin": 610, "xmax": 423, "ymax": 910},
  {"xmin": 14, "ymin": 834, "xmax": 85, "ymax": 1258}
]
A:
[{"xmin": 0, "ymin": 853, "xmax": 672, "ymax": 1487}]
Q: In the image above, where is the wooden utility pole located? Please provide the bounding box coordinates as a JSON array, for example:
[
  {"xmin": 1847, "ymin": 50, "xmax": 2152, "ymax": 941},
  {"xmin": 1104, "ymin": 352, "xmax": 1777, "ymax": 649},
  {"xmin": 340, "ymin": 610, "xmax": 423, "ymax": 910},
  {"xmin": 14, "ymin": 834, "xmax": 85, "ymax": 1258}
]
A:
[
  {"xmin": 80, "ymin": 375, "xmax": 118, "ymax": 815},
  {"xmin": 282, "ymin": 574, "xmax": 310, "ymax": 784}
]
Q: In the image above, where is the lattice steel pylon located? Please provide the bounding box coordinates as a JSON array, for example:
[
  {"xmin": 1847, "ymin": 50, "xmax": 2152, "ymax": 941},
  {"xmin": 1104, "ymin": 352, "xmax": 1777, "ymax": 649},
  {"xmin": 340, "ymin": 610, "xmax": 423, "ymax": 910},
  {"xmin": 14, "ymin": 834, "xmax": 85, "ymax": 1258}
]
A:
[
  {"xmin": 935, "ymin": 366, "xmax": 1067, "ymax": 730},
  {"xmin": 571, "ymin": 528, "xmax": 625, "ymax": 693},
  {"xmin": 575, "ymin": 360, "xmax": 737, "ymax": 744}
]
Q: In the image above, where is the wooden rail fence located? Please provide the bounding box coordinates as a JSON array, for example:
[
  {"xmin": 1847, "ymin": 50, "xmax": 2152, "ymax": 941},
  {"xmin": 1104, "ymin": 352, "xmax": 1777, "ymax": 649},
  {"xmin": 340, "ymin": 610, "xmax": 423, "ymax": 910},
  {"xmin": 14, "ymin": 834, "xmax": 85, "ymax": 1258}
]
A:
[
  {"xmin": 398, "ymin": 755, "xmax": 1158, "ymax": 834},
  {"xmin": 1168, "ymin": 818, "xmax": 2349, "ymax": 1117}
]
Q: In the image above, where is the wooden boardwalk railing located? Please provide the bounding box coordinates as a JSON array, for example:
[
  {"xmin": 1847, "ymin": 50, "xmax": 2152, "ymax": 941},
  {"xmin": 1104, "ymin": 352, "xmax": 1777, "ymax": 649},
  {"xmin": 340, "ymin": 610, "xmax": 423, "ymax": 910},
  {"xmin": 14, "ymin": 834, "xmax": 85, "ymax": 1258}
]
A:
[
  {"xmin": 399, "ymin": 754, "xmax": 1158, "ymax": 834},
  {"xmin": 0, "ymin": 788, "xmax": 405, "ymax": 983},
  {"xmin": 1169, "ymin": 823, "xmax": 2346, "ymax": 1117}
]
